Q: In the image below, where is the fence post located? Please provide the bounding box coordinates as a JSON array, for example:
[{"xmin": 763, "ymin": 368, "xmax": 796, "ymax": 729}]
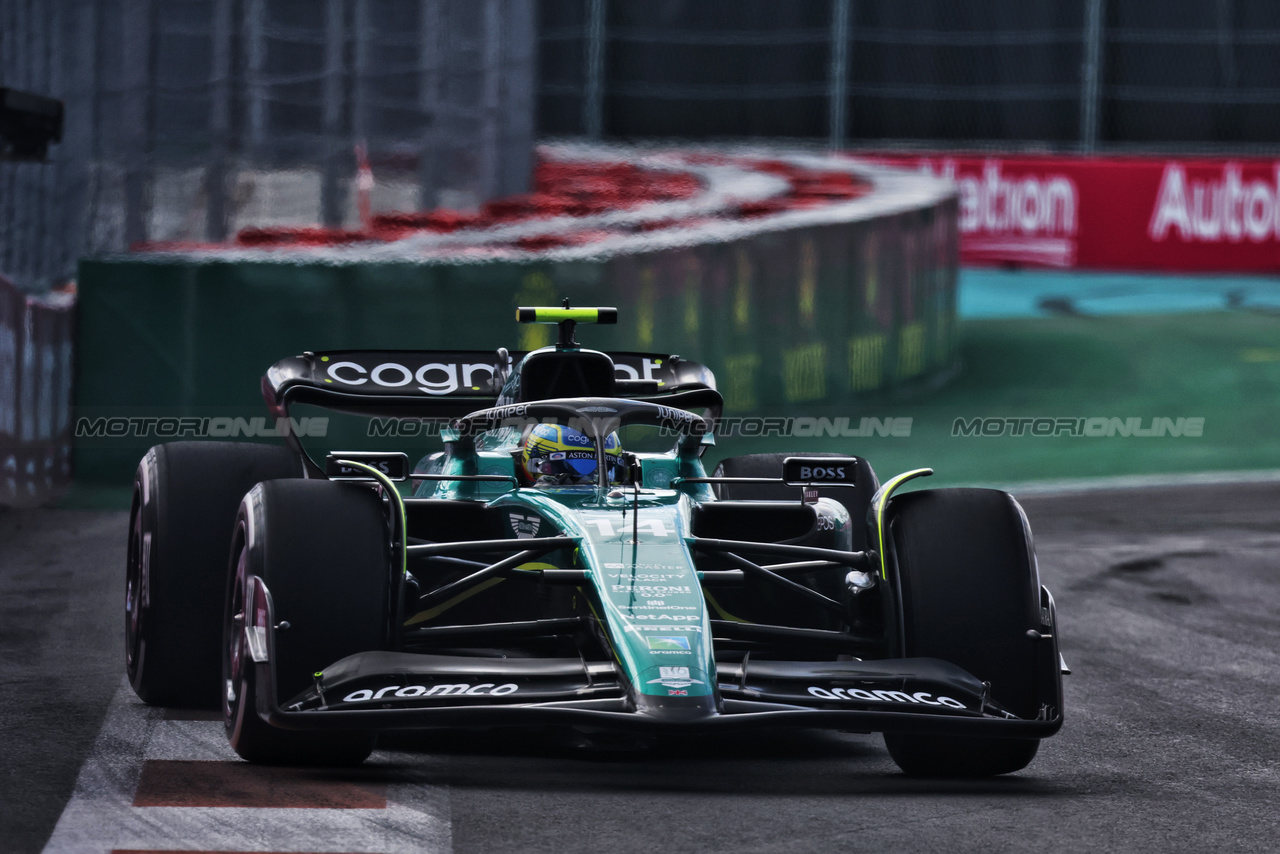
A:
[
  {"xmin": 479, "ymin": 0, "xmax": 502, "ymax": 200},
  {"xmin": 583, "ymin": 0, "xmax": 606, "ymax": 140},
  {"xmin": 121, "ymin": 0, "xmax": 154, "ymax": 247},
  {"xmin": 245, "ymin": 0, "xmax": 267, "ymax": 158},
  {"xmin": 828, "ymin": 0, "xmax": 851, "ymax": 151},
  {"xmin": 207, "ymin": 0, "xmax": 233, "ymax": 241},
  {"xmin": 321, "ymin": 0, "xmax": 347, "ymax": 227},
  {"xmin": 1080, "ymin": 0, "xmax": 1104, "ymax": 153},
  {"xmin": 418, "ymin": 0, "xmax": 443, "ymax": 209},
  {"xmin": 64, "ymin": 0, "xmax": 97, "ymax": 262},
  {"xmin": 353, "ymin": 0, "xmax": 372, "ymax": 145}
]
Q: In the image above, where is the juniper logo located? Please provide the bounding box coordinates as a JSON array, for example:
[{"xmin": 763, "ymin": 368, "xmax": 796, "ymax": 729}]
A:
[{"xmin": 952, "ymin": 417, "xmax": 1204, "ymax": 438}]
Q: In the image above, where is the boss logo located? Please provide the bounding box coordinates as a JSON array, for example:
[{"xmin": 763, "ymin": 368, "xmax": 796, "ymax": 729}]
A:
[
  {"xmin": 325, "ymin": 452, "xmax": 409, "ymax": 482},
  {"xmin": 782, "ymin": 456, "xmax": 858, "ymax": 486}
]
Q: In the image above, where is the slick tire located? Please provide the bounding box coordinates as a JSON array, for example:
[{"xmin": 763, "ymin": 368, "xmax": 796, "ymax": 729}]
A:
[
  {"xmin": 126, "ymin": 441, "xmax": 302, "ymax": 708},
  {"xmin": 224, "ymin": 479, "xmax": 389, "ymax": 766},
  {"xmin": 881, "ymin": 488, "xmax": 1043, "ymax": 777},
  {"xmin": 711, "ymin": 453, "xmax": 878, "ymax": 549}
]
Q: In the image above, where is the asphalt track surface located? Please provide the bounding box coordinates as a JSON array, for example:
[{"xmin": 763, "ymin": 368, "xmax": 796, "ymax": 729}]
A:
[{"xmin": 3, "ymin": 481, "xmax": 1280, "ymax": 853}]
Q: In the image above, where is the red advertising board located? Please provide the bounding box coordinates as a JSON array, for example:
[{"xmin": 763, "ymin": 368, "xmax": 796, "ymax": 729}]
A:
[{"xmin": 859, "ymin": 153, "xmax": 1280, "ymax": 273}]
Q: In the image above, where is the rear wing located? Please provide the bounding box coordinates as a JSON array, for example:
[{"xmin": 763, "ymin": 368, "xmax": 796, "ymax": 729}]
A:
[{"xmin": 263, "ymin": 349, "xmax": 719, "ymax": 421}]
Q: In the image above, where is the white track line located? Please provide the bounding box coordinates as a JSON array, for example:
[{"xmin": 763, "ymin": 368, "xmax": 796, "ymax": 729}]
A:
[{"xmin": 42, "ymin": 678, "xmax": 451, "ymax": 854}]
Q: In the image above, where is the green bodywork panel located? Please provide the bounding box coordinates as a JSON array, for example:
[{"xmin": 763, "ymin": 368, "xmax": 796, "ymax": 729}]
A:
[
  {"xmin": 496, "ymin": 488, "xmax": 716, "ymax": 699},
  {"xmin": 418, "ymin": 429, "xmax": 718, "ymax": 701}
]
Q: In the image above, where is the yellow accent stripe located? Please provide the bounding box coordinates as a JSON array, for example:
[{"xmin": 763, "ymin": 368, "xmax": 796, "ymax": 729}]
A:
[
  {"xmin": 703, "ymin": 588, "xmax": 748, "ymax": 623},
  {"xmin": 585, "ymin": 597, "xmax": 629, "ymax": 672},
  {"xmin": 872, "ymin": 468, "xmax": 934, "ymax": 579},
  {"xmin": 404, "ymin": 577, "xmax": 505, "ymax": 625}
]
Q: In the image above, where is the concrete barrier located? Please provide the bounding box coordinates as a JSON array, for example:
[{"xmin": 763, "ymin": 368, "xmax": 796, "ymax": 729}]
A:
[{"xmin": 74, "ymin": 150, "xmax": 958, "ymax": 485}]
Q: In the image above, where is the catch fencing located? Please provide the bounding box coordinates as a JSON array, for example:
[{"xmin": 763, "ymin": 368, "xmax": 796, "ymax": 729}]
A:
[
  {"xmin": 0, "ymin": 0, "xmax": 536, "ymax": 295},
  {"xmin": 538, "ymin": 0, "xmax": 1280, "ymax": 154},
  {"xmin": 0, "ymin": 274, "xmax": 74, "ymax": 507}
]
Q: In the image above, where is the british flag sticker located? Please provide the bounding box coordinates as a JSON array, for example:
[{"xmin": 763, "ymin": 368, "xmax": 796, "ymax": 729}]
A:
[{"xmin": 668, "ymin": 689, "xmax": 688, "ymax": 696}]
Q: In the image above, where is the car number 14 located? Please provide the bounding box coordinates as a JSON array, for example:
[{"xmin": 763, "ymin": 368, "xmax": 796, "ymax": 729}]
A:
[{"xmin": 587, "ymin": 517, "xmax": 671, "ymax": 538}]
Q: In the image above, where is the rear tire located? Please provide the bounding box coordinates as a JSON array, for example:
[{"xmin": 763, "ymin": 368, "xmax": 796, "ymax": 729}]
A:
[
  {"xmin": 881, "ymin": 488, "xmax": 1043, "ymax": 777},
  {"xmin": 126, "ymin": 442, "xmax": 301, "ymax": 707},
  {"xmin": 223, "ymin": 479, "xmax": 389, "ymax": 765},
  {"xmin": 711, "ymin": 452, "xmax": 878, "ymax": 550}
]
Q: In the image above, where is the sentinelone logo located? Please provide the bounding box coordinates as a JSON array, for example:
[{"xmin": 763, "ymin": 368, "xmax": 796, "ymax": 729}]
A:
[{"xmin": 953, "ymin": 417, "xmax": 1204, "ymax": 438}]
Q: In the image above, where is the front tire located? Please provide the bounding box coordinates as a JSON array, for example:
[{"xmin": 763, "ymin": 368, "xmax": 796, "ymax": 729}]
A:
[
  {"xmin": 224, "ymin": 479, "xmax": 390, "ymax": 765},
  {"xmin": 126, "ymin": 442, "xmax": 301, "ymax": 707},
  {"xmin": 882, "ymin": 488, "xmax": 1046, "ymax": 777}
]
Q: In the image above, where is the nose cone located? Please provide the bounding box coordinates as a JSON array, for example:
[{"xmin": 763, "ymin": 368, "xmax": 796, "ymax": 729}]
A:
[{"xmin": 633, "ymin": 691, "xmax": 719, "ymax": 722}]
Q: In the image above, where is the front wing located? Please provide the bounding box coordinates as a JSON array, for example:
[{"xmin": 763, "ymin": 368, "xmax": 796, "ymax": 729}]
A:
[{"xmin": 243, "ymin": 578, "xmax": 1062, "ymax": 739}]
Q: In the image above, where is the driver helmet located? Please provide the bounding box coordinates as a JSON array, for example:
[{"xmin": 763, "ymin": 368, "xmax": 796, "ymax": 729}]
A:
[{"xmin": 520, "ymin": 423, "xmax": 621, "ymax": 485}]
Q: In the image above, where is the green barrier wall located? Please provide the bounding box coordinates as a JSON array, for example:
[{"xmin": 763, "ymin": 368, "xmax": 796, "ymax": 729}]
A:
[{"xmin": 75, "ymin": 200, "xmax": 958, "ymax": 484}]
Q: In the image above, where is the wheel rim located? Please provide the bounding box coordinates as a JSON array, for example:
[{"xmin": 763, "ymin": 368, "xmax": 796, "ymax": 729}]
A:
[
  {"xmin": 124, "ymin": 489, "xmax": 145, "ymax": 674},
  {"xmin": 223, "ymin": 532, "xmax": 249, "ymax": 726}
]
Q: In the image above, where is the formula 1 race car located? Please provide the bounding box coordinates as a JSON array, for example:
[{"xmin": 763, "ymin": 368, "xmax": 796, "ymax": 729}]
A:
[{"xmin": 125, "ymin": 305, "xmax": 1064, "ymax": 776}]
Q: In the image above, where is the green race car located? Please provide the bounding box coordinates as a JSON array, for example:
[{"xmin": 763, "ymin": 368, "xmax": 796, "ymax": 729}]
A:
[{"xmin": 125, "ymin": 305, "xmax": 1064, "ymax": 776}]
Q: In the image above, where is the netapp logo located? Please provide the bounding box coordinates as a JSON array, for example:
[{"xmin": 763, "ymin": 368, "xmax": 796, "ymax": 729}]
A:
[
  {"xmin": 807, "ymin": 686, "xmax": 967, "ymax": 709},
  {"xmin": 343, "ymin": 683, "xmax": 518, "ymax": 702}
]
